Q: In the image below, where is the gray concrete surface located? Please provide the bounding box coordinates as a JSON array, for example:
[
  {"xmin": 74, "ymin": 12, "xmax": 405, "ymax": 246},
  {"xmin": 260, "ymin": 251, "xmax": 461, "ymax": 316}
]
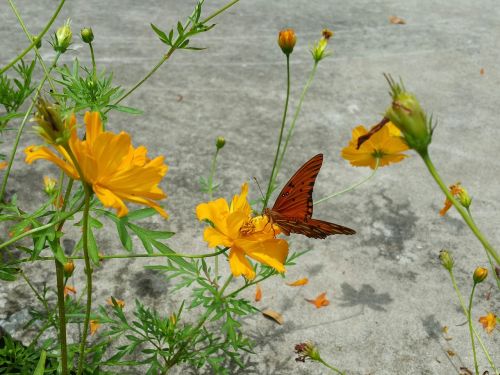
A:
[{"xmin": 1, "ymin": 0, "xmax": 499, "ymax": 374}]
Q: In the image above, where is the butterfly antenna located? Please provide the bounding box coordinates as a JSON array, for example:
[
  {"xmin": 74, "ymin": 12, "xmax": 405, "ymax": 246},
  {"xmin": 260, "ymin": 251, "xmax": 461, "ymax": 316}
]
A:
[{"xmin": 253, "ymin": 177, "xmax": 266, "ymax": 202}]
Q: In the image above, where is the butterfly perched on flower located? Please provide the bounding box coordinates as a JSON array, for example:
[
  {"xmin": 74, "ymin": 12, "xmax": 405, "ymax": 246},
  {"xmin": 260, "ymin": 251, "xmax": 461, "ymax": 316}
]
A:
[{"xmin": 263, "ymin": 154, "xmax": 355, "ymax": 239}]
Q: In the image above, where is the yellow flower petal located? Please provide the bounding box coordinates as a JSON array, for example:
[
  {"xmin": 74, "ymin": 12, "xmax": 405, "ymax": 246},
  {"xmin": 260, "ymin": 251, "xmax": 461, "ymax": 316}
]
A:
[
  {"xmin": 236, "ymin": 238, "xmax": 288, "ymax": 273},
  {"xmin": 203, "ymin": 226, "xmax": 233, "ymax": 248},
  {"xmin": 25, "ymin": 145, "xmax": 78, "ymax": 178},
  {"xmin": 229, "ymin": 247, "xmax": 255, "ymax": 280}
]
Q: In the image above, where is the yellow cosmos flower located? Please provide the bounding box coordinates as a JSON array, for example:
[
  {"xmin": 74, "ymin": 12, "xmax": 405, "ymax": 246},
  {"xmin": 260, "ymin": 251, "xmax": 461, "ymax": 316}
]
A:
[
  {"xmin": 341, "ymin": 122, "xmax": 409, "ymax": 169},
  {"xmin": 196, "ymin": 183, "xmax": 288, "ymax": 280},
  {"xmin": 478, "ymin": 312, "xmax": 497, "ymax": 334},
  {"xmin": 25, "ymin": 112, "xmax": 168, "ymax": 218}
]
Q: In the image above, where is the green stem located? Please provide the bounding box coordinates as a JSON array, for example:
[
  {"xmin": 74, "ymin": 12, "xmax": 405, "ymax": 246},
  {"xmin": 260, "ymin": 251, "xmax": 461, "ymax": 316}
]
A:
[
  {"xmin": 314, "ymin": 157, "xmax": 380, "ymax": 205},
  {"xmin": 76, "ymin": 187, "xmax": 92, "ymax": 375},
  {"xmin": 421, "ymin": 151, "xmax": 499, "ymax": 265},
  {"xmin": 207, "ymin": 149, "xmax": 219, "ymax": 200},
  {"xmin": 13, "ymin": 247, "xmax": 228, "ymax": 264},
  {"xmin": 0, "ymin": 0, "xmax": 66, "ymax": 75},
  {"xmin": 275, "ymin": 61, "xmax": 318, "ymax": 179},
  {"xmin": 224, "ymin": 271, "xmax": 275, "ymax": 299},
  {"xmin": 318, "ymin": 358, "xmax": 344, "ymax": 374},
  {"xmin": 89, "ymin": 42, "xmax": 97, "ymax": 81},
  {"xmin": 467, "ymin": 283, "xmax": 479, "ymax": 375},
  {"xmin": 218, "ymin": 275, "xmax": 233, "ymax": 296},
  {"xmin": 0, "ymin": 53, "xmax": 61, "ymax": 203},
  {"xmin": 449, "ymin": 271, "xmax": 497, "ymax": 373},
  {"xmin": 55, "ymin": 261, "xmax": 69, "ymax": 374},
  {"xmin": 263, "ymin": 54, "xmax": 291, "ymax": 209},
  {"xmin": 8, "ymin": 0, "xmax": 58, "ymax": 92},
  {"xmin": 20, "ymin": 270, "xmax": 56, "ymax": 328}
]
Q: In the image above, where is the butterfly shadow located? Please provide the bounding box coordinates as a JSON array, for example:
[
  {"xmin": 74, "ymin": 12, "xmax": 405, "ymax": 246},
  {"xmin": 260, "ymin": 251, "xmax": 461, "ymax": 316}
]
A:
[{"xmin": 337, "ymin": 283, "xmax": 393, "ymax": 312}]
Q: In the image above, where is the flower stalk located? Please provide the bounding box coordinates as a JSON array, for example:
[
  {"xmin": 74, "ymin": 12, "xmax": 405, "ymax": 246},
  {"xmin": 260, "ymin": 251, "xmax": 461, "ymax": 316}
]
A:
[
  {"xmin": 467, "ymin": 282, "xmax": 479, "ymax": 375},
  {"xmin": 421, "ymin": 151, "xmax": 500, "ymax": 265}
]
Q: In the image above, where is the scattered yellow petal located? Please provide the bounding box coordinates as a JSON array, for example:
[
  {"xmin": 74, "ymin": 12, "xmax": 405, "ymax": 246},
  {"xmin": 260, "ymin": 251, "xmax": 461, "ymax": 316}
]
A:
[
  {"xmin": 90, "ymin": 320, "xmax": 100, "ymax": 335},
  {"xmin": 107, "ymin": 297, "xmax": 125, "ymax": 308},
  {"xmin": 0, "ymin": 161, "xmax": 8, "ymax": 170},
  {"xmin": 255, "ymin": 284, "xmax": 262, "ymax": 302},
  {"xmin": 306, "ymin": 292, "xmax": 330, "ymax": 308},
  {"xmin": 262, "ymin": 309, "xmax": 284, "ymax": 325},
  {"xmin": 286, "ymin": 278, "xmax": 309, "ymax": 287},
  {"xmin": 389, "ymin": 15, "xmax": 406, "ymax": 24},
  {"xmin": 446, "ymin": 350, "xmax": 456, "ymax": 357},
  {"xmin": 478, "ymin": 312, "xmax": 497, "ymax": 334},
  {"xmin": 63, "ymin": 285, "xmax": 76, "ymax": 298}
]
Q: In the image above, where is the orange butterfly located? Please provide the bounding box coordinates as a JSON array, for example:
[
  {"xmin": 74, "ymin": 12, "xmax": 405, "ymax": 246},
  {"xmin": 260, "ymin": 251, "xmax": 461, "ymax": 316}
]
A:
[{"xmin": 263, "ymin": 154, "xmax": 355, "ymax": 239}]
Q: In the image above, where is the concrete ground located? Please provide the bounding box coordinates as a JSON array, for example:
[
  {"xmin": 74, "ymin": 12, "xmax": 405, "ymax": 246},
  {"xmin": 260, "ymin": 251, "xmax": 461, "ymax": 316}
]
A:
[{"xmin": 1, "ymin": 0, "xmax": 499, "ymax": 374}]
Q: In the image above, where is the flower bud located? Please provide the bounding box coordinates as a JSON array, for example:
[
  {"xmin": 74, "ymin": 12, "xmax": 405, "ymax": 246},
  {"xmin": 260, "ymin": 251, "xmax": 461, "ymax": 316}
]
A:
[
  {"xmin": 216, "ymin": 136, "xmax": 225, "ymax": 150},
  {"xmin": 473, "ymin": 267, "xmax": 488, "ymax": 284},
  {"xmin": 384, "ymin": 76, "xmax": 432, "ymax": 155},
  {"xmin": 278, "ymin": 29, "xmax": 296, "ymax": 55},
  {"xmin": 311, "ymin": 29, "xmax": 334, "ymax": 63},
  {"xmin": 457, "ymin": 186, "xmax": 472, "ymax": 209},
  {"xmin": 63, "ymin": 261, "xmax": 75, "ymax": 277},
  {"xmin": 54, "ymin": 19, "xmax": 72, "ymax": 53},
  {"xmin": 81, "ymin": 28, "xmax": 94, "ymax": 44},
  {"xmin": 43, "ymin": 176, "xmax": 57, "ymax": 195},
  {"xmin": 32, "ymin": 98, "xmax": 75, "ymax": 145},
  {"xmin": 294, "ymin": 341, "xmax": 321, "ymax": 362},
  {"xmin": 32, "ymin": 34, "xmax": 42, "ymax": 49},
  {"xmin": 439, "ymin": 250, "xmax": 454, "ymax": 271}
]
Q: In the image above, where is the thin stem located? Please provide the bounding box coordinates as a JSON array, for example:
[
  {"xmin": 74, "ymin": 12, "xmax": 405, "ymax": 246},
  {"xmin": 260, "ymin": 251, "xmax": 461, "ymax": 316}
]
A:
[
  {"xmin": 275, "ymin": 61, "xmax": 318, "ymax": 179},
  {"xmin": 20, "ymin": 270, "xmax": 56, "ymax": 327},
  {"xmin": 318, "ymin": 358, "xmax": 345, "ymax": 374},
  {"xmin": 207, "ymin": 149, "xmax": 219, "ymax": 200},
  {"xmin": 76, "ymin": 188, "xmax": 92, "ymax": 375},
  {"xmin": 449, "ymin": 271, "xmax": 497, "ymax": 373},
  {"xmin": 421, "ymin": 151, "xmax": 499, "ymax": 265},
  {"xmin": 314, "ymin": 157, "xmax": 380, "ymax": 205},
  {"xmin": 467, "ymin": 283, "xmax": 479, "ymax": 375},
  {"xmin": 13, "ymin": 247, "xmax": 228, "ymax": 264},
  {"xmin": 224, "ymin": 271, "xmax": 275, "ymax": 299},
  {"xmin": 55, "ymin": 261, "xmax": 69, "ymax": 374},
  {"xmin": 8, "ymin": 0, "xmax": 58, "ymax": 92},
  {"xmin": 218, "ymin": 275, "xmax": 233, "ymax": 296},
  {"xmin": 89, "ymin": 42, "xmax": 97, "ymax": 80},
  {"xmin": 0, "ymin": 0, "xmax": 66, "ymax": 75},
  {"xmin": 263, "ymin": 54, "xmax": 291, "ymax": 209},
  {"xmin": 0, "ymin": 53, "xmax": 61, "ymax": 203}
]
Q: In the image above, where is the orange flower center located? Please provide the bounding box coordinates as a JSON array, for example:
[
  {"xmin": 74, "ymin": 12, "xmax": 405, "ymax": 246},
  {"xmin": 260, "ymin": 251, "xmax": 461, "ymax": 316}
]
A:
[{"xmin": 239, "ymin": 219, "xmax": 256, "ymax": 236}]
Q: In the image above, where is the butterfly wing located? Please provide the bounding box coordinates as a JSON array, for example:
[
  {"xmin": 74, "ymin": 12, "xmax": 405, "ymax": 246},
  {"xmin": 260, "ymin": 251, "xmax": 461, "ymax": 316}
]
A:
[
  {"xmin": 270, "ymin": 213, "xmax": 356, "ymax": 239},
  {"xmin": 271, "ymin": 154, "xmax": 323, "ymax": 220}
]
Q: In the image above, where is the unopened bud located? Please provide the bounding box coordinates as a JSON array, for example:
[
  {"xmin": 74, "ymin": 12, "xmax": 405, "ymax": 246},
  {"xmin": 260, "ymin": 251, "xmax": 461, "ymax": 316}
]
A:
[
  {"xmin": 43, "ymin": 176, "xmax": 57, "ymax": 194},
  {"xmin": 384, "ymin": 76, "xmax": 432, "ymax": 155},
  {"xmin": 81, "ymin": 28, "xmax": 94, "ymax": 43},
  {"xmin": 311, "ymin": 29, "xmax": 334, "ymax": 63},
  {"xmin": 473, "ymin": 267, "xmax": 488, "ymax": 284},
  {"xmin": 216, "ymin": 136, "xmax": 225, "ymax": 149},
  {"xmin": 294, "ymin": 341, "xmax": 321, "ymax": 362},
  {"xmin": 32, "ymin": 98, "xmax": 74, "ymax": 145},
  {"xmin": 278, "ymin": 29, "xmax": 296, "ymax": 55},
  {"xmin": 457, "ymin": 186, "xmax": 472, "ymax": 209},
  {"xmin": 63, "ymin": 261, "xmax": 75, "ymax": 277},
  {"xmin": 54, "ymin": 19, "xmax": 72, "ymax": 53},
  {"xmin": 439, "ymin": 250, "xmax": 454, "ymax": 271}
]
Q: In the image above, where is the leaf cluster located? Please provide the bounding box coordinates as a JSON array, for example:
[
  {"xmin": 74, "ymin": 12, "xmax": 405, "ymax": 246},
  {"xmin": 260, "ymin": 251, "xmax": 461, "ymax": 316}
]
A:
[
  {"xmin": 53, "ymin": 59, "xmax": 140, "ymax": 117},
  {"xmin": 151, "ymin": 0, "xmax": 215, "ymax": 51}
]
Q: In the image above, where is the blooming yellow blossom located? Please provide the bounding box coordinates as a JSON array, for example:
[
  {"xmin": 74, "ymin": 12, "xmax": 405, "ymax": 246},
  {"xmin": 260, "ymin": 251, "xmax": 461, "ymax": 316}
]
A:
[
  {"xmin": 341, "ymin": 122, "xmax": 409, "ymax": 169},
  {"xmin": 25, "ymin": 112, "xmax": 168, "ymax": 218},
  {"xmin": 478, "ymin": 312, "xmax": 497, "ymax": 334},
  {"xmin": 196, "ymin": 183, "xmax": 288, "ymax": 280}
]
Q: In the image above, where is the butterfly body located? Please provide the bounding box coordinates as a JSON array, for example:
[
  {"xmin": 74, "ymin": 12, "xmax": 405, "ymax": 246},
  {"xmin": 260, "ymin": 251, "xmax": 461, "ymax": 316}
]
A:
[{"xmin": 263, "ymin": 154, "xmax": 355, "ymax": 239}]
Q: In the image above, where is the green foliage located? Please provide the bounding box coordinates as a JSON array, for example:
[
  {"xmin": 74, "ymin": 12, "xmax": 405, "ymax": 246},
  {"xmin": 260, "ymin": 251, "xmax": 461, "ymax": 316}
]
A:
[
  {"xmin": 151, "ymin": 0, "xmax": 215, "ymax": 51},
  {"xmin": 0, "ymin": 334, "xmax": 58, "ymax": 374},
  {"xmin": 53, "ymin": 59, "xmax": 140, "ymax": 117},
  {"xmin": 0, "ymin": 59, "xmax": 36, "ymax": 125}
]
